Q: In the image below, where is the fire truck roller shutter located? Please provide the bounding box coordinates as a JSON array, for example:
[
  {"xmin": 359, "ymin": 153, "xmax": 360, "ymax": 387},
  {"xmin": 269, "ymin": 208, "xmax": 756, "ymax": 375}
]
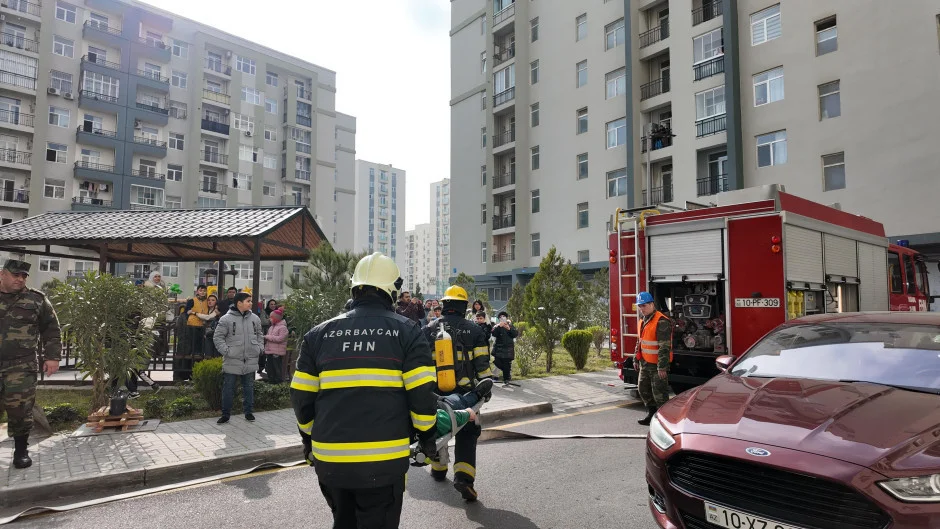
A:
[
  {"xmin": 784, "ymin": 225, "xmax": 824, "ymax": 284},
  {"xmin": 858, "ymin": 242, "xmax": 890, "ymax": 311},
  {"xmin": 649, "ymin": 230, "xmax": 724, "ymax": 282},
  {"xmin": 823, "ymin": 234, "xmax": 859, "ymax": 279}
]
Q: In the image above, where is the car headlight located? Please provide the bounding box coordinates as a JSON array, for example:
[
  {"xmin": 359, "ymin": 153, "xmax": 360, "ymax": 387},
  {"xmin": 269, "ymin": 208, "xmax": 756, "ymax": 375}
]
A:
[
  {"xmin": 649, "ymin": 416, "xmax": 676, "ymax": 451},
  {"xmin": 879, "ymin": 475, "xmax": 940, "ymax": 502}
]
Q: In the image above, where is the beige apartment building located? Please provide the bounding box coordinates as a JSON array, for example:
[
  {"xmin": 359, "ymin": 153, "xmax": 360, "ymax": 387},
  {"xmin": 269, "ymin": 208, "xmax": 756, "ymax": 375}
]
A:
[
  {"xmin": 352, "ymin": 160, "xmax": 406, "ymax": 271},
  {"xmin": 0, "ymin": 0, "xmax": 352, "ymax": 298},
  {"xmin": 405, "ymin": 222, "xmax": 435, "ymax": 298},
  {"xmin": 451, "ymin": 0, "xmax": 940, "ymax": 304},
  {"xmin": 430, "ymin": 178, "xmax": 451, "ymax": 295}
]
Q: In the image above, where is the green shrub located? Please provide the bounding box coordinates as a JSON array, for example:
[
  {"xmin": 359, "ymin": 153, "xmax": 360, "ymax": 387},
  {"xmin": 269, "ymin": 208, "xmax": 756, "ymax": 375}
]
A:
[
  {"xmin": 587, "ymin": 326, "xmax": 608, "ymax": 357},
  {"xmin": 44, "ymin": 403, "xmax": 84, "ymax": 424},
  {"xmin": 192, "ymin": 358, "xmax": 224, "ymax": 411},
  {"xmin": 168, "ymin": 396, "xmax": 196, "ymax": 418},
  {"xmin": 514, "ymin": 327, "xmax": 542, "ymax": 377},
  {"xmin": 562, "ymin": 329, "xmax": 593, "ymax": 370},
  {"xmin": 143, "ymin": 396, "xmax": 167, "ymax": 419},
  {"xmin": 254, "ymin": 381, "xmax": 291, "ymax": 411}
]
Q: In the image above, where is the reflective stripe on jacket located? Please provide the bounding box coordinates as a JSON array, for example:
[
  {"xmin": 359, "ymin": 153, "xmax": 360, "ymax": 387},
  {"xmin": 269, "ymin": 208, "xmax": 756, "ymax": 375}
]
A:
[{"xmin": 639, "ymin": 310, "xmax": 673, "ymax": 365}]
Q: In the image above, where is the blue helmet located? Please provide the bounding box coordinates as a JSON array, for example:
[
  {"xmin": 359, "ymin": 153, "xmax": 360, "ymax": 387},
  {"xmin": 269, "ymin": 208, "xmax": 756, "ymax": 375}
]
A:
[{"xmin": 637, "ymin": 291, "xmax": 654, "ymax": 305}]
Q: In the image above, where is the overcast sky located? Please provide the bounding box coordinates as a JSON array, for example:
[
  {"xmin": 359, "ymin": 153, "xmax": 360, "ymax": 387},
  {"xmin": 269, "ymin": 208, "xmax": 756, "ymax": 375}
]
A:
[{"xmin": 141, "ymin": 0, "xmax": 451, "ymax": 230}]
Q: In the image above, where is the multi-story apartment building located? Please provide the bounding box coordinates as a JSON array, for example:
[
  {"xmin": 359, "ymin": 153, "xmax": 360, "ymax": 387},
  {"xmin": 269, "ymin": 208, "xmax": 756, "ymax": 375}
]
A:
[
  {"xmin": 353, "ymin": 160, "xmax": 406, "ymax": 270},
  {"xmin": 430, "ymin": 178, "xmax": 451, "ymax": 295},
  {"xmin": 0, "ymin": 0, "xmax": 352, "ymax": 298},
  {"xmin": 405, "ymin": 222, "xmax": 435, "ymax": 296},
  {"xmin": 451, "ymin": 0, "xmax": 940, "ymax": 303},
  {"xmin": 332, "ymin": 112, "xmax": 356, "ymax": 250}
]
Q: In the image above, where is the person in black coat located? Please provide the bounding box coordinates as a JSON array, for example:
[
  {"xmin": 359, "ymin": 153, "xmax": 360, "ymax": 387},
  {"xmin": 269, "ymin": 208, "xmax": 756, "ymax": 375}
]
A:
[{"xmin": 491, "ymin": 311, "xmax": 518, "ymax": 384}]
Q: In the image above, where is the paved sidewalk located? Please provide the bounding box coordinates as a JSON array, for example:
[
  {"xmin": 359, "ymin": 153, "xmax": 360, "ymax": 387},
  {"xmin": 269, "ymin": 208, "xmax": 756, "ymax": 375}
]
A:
[{"xmin": 0, "ymin": 369, "xmax": 631, "ymax": 513}]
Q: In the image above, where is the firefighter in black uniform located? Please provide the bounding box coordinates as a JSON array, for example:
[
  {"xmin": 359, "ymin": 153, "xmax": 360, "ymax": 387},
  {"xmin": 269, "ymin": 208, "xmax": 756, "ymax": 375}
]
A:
[
  {"xmin": 422, "ymin": 285, "xmax": 493, "ymax": 502},
  {"xmin": 291, "ymin": 253, "xmax": 438, "ymax": 529}
]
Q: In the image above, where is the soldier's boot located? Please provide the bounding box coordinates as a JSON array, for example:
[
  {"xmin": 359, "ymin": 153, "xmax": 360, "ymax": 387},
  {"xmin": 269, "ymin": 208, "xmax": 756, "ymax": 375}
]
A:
[
  {"xmin": 454, "ymin": 478, "xmax": 478, "ymax": 502},
  {"xmin": 637, "ymin": 407, "xmax": 658, "ymax": 426},
  {"xmin": 13, "ymin": 435, "xmax": 32, "ymax": 469},
  {"xmin": 471, "ymin": 378, "xmax": 493, "ymax": 403}
]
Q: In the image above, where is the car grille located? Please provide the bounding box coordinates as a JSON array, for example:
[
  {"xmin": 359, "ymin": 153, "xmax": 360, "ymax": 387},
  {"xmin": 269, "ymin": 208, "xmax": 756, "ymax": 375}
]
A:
[
  {"xmin": 680, "ymin": 513, "xmax": 720, "ymax": 529},
  {"xmin": 667, "ymin": 452, "xmax": 890, "ymax": 529}
]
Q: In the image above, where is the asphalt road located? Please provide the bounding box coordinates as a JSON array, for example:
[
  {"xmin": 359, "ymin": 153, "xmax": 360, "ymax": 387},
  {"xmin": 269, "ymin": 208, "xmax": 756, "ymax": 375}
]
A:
[{"xmin": 10, "ymin": 403, "xmax": 660, "ymax": 529}]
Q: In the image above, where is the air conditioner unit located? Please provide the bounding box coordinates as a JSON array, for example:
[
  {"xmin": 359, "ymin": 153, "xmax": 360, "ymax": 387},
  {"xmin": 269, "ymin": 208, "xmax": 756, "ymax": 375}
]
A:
[
  {"xmin": 244, "ymin": 130, "xmax": 252, "ymax": 137},
  {"xmin": 63, "ymin": 92, "xmax": 74, "ymax": 100},
  {"xmin": 47, "ymin": 87, "xmax": 60, "ymax": 96}
]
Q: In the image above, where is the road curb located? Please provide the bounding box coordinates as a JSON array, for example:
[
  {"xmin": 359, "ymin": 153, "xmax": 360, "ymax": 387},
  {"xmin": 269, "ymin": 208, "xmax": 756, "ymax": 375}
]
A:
[{"xmin": 480, "ymin": 402, "xmax": 552, "ymax": 423}]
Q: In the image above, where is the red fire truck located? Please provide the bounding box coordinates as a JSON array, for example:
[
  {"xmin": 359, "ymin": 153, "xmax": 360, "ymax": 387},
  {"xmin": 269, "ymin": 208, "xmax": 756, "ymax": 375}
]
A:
[{"xmin": 607, "ymin": 186, "xmax": 930, "ymax": 392}]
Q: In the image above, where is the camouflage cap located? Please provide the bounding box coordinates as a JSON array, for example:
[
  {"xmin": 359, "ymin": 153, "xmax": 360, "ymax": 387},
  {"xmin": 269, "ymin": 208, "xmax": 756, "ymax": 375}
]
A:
[{"xmin": 2, "ymin": 259, "xmax": 30, "ymax": 275}]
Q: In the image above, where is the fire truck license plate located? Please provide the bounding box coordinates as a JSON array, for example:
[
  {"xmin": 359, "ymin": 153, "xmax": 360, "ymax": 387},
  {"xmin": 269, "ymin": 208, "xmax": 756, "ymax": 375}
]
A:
[
  {"xmin": 734, "ymin": 298, "xmax": 780, "ymax": 308},
  {"xmin": 704, "ymin": 502, "xmax": 804, "ymax": 529}
]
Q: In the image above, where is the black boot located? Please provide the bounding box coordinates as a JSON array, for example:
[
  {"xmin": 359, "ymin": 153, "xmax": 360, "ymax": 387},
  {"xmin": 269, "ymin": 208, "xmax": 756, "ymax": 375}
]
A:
[
  {"xmin": 471, "ymin": 378, "xmax": 493, "ymax": 403},
  {"xmin": 13, "ymin": 435, "xmax": 31, "ymax": 469},
  {"xmin": 454, "ymin": 478, "xmax": 478, "ymax": 502},
  {"xmin": 637, "ymin": 407, "xmax": 658, "ymax": 426}
]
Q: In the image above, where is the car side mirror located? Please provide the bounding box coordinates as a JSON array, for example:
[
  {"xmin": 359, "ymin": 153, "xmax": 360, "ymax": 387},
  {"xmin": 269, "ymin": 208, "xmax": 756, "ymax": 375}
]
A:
[{"xmin": 715, "ymin": 355, "xmax": 735, "ymax": 373}]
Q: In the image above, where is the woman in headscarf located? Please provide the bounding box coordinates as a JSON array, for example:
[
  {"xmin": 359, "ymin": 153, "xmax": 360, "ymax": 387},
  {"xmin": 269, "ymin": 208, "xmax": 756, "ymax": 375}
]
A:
[{"xmin": 144, "ymin": 270, "xmax": 167, "ymax": 290}]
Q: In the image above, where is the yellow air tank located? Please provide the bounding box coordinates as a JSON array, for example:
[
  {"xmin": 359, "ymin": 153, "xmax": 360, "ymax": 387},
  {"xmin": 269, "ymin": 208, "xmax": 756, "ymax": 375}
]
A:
[{"xmin": 434, "ymin": 325, "xmax": 457, "ymax": 393}]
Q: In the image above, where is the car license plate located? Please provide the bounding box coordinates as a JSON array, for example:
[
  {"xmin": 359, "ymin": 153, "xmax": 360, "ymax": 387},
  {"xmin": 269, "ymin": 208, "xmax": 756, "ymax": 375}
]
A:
[
  {"xmin": 704, "ymin": 502, "xmax": 804, "ymax": 529},
  {"xmin": 734, "ymin": 297, "xmax": 780, "ymax": 308}
]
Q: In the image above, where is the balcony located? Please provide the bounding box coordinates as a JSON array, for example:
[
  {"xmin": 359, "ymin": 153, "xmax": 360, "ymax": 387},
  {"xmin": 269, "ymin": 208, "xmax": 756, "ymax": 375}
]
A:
[
  {"xmin": 202, "ymin": 89, "xmax": 230, "ymax": 106},
  {"xmin": 492, "ymin": 171, "xmax": 516, "ymax": 189},
  {"xmin": 130, "ymin": 135, "xmax": 168, "ymax": 158},
  {"xmin": 280, "ymin": 195, "xmax": 311, "ymax": 207},
  {"xmin": 296, "ymin": 86, "xmax": 311, "ymax": 101},
  {"xmin": 82, "ymin": 54, "xmax": 122, "ymax": 73},
  {"xmin": 135, "ymin": 36, "xmax": 170, "ymax": 62},
  {"xmin": 204, "ymin": 58, "xmax": 232, "ymax": 76},
  {"xmin": 136, "ymin": 101, "xmax": 169, "ymax": 115},
  {"xmin": 83, "ymin": 20, "xmax": 124, "ymax": 48},
  {"xmin": 643, "ymin": 184, "xmax": 674, "ymax": 205},
  {"xmin": 71, "ymin": 196, "xmax": 116, "ymax": 211},
  {"xmin": 201, "ymin": 114, "xmax": 230, "ymax": 136},
  {"xmin": 129, "ymin": 203, "xmax": 164, "ymax": 210},
  {"xmin": 693, "ymin": 0, "xmax": 723, "ymax": 26},
  {"xmin": 74, "ymin": 161, "xmax": 120, "ymax": 183},
  {"xmin": 76, "ymin": 125, "xmax": 118, "ymax": 149},
  {"xmin": 697, "ymin": 174, "xmax": 729, "ymax": 196},
  {"xmin": 296, "ymin": 114, "xmax": 312, "ymax": 127},
  {"xmin": 130, "ymin": 168, "xmax": 166, "ymax": 181},
  {"xmin": 493, "ymin": 87, "xmax": 515, "ymax": 107},
  {"xmin": 200, "ymin": 181, "xmax": 227, "ymax": 195},
  {"xmin": 492, "ymin": 214, "xmax": 515, "ymax": 230},
  {"xmin": 693, "ymin": 56, "xmax": 724, "ymax": 81},
  {"xmin": 135, "ymin": 68, "xmax": 169, "ymax": 84},
  {"xmin": 493, "ymin": 46, "xmax": 515, "ymax": 67},
  {"xmin": 696, "ymin": 114, "xmax": 727, "ymax": 138},
  {"xmin": 0, "ymin": 187, "xmax": 28, "ymax": 207},
  {"xmin": 0, "ymin": 148, "xmax": 30, "ymax": 168},
  {"xmin": 0, "ymin": 70, "xmax": 36, "ymax": 93},
  {"xmin": 1, "ymin": 0, "xmax": 41, "ymax": 20},
  {"xmin": 493, "ymin": 3, "xmax": 515, "ymax": 26},
  {"xmin": 492, "ymin": 252, "xmax": 515, "ymax": 263},
  {"xmin": 1, "ymin": 32, "xmax": 38, "ymax": 53},
  {"xmin": 201, "ymin": 150, "xmax": 229, "ymax": 166},
  {"xmin": 639, "ymin": 21, "xmax": 669, "ymax": 49},
  {"xmin": 640, "ymin": 78, "xmax": 670, "ymax": 101},
  {"xmin": 641, "ymin": 130, "xmax": 674, "ymax": 153},
  {"xmin": 493, "ymin": 127, "xmax": 515, "ymax": 148},
  {"xmin": 132, "ymin": 136, "xmax": 167, "ymax": 149},
  {"xmin": 79, "ymin": 90, "xmax": 120, "ymax": 115},
  {"xmin": 0, "ymin": 109, "xmax": 34, "ymax": 131}
]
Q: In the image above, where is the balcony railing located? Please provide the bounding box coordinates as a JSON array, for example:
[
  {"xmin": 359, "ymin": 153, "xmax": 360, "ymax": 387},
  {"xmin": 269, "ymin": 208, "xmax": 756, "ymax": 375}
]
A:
[
  {"xmin": 81, "ymin": 90, "xmax": 118, "ymax": 103},
  {"xmin": 1, "ymin": 188, "xmax": 28, "ymax": 204},
  {"xmin": 137, "ymin": 36, "xmax": 167, "ymax": 49},
  {"xmin": 0, "ymin": 109, "xmax": 33, "ymax": 127},
  {"xmin": 641, "ymin": 131, "xmax": 674, "ymax": 153},
  {"xmin": 82, "ymin": 54, "xmax": 122, "ymax": 71},
  {"xmin": 72, "ymin": 196, "xmax": 113, "ymax": 208},
  {"xmin": 0, "ymin": 148, "xmax": 30, "ymax": 165},
  {"xmin": 693, "ymin": 0, "xmax": 723, "ymax": 26},
  {"xmin": 1, "ymin": 32, "xmax": 38, "ymax": 53},
  {"xmin": 493, "ymin": 214, "xmax": 515, "ymax": 230},
  {"xmin": 693, "ymin": 55, "xmax": 724, "ymax": 81},
  {"xmin": 129, "ymin": 203, "xmax": 164, "ymax": 210},
  {"xmin": 494, "ymin": 46, "xmax": 515, "ymax": 66},
  {"xmin": 204, "ymin": 58, "xmax": 232, "ymax": 75},
  {"xmin": 492, "ymin": 252, "xmax": 515, "ymax": 263},
  {"xmin": 136, "ymin": 69, "xmax": 169, "ymax": 84},
  {"xmin": 202, "ymin": 151, "xmax": 228, "ymax": 165},
  {"xmin": 281, "ymin": 195, "xmax": 311, "ymax": 207},
  {"xmin": 202, "ymin": 89, "xmax": 230, "ymax": 105},
  {"xmin": 493, "ymin": 171, "xmax": 516, "ymax": 188},
  {"xmin": 3, "ymin": 0, "xmax": 41, "ymax": 17},
  {"xmin": 644, "ymin": 185, "xmax": 674, "ymax": 205},
  {"xmin": 493, "ymin": 2, "xmax": 515, "ymax": 25},
  {"xmin": 74, "ymin": 160, "xmax": 118, "ymax": 173},
  {"xmin": 295, "ymin": 170, "xmax": 311, "ymax": 181},
  {"xmin": 640, "ymin": 78, "xmax": 670, "ymax": 100},
  {"xmin": 201, "ymin": 117, "xmax": 230, "ymax": 135},
  {"xmin": 494, "ymin": 87, "xmax": 515, "ymax": 106},
  {"xmin": 136, "ymin": 101, "xmax": 169, "ymax": 115},
  {"xmin": 639, "ymin": 21, "xmax": 669, "ymax": 48},
  {"xmin": 130, "ymin": 169, "xmax": 166, "ymax": 180},
  {"xmin": 697, "ymin": 174, "xmax": 729, "ymax": 196},
  {"xmin": 696, "ymin": 114, "xmax": 727, "ymax": 137},
  {"xmin": 493, "ymin": 127, "xmax": 515, "ymax": 147},
  {"xmin": 83, "ymin": 20, "xmax": 123, "ymax": 37},
  {"xmin": 201, "ymin": 181, "xmax": 227, "ymax": 194},
  {"xmin": 76, "ymin": 124, "xmax": 117, "ymax": 137},
  {"xmin": 296, "ymin": 115, "xmax": 312, "ymax": 127},
  {"xmin": 132, "ymin": 136, "xmax": 167, "ymax": 148},
  {"xmin": 0, "ymin": 70, "xmax": 36, "ymax": 90}
]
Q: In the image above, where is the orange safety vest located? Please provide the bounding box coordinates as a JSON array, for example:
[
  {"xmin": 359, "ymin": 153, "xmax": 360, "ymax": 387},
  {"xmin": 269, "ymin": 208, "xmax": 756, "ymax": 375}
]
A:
[
  {"xmin": 186, "ymin": 296, "xmax": 209, "ymax": 327},
  {"xmin": 639, "ymin": 311, "xmax": 673, "ymax": 364}
]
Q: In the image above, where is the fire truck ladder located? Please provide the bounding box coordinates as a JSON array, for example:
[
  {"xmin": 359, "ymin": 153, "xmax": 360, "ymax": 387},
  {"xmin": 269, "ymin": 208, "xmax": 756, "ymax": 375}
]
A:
[{"xmin": 615, "ymin": 209, "xmax": 642, "ymax": 359}]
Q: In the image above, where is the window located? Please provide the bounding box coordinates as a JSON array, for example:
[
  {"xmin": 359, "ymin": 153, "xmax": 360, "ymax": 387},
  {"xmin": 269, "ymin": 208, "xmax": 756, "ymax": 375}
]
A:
[
  {"xmin": 607, "ymin": 168, "xmax": 627, "ymax": 197},
  {"xmin": 693, "ymin": 28, "xmax": 724, "ymax": 63},
  {"xmin": 172, "ymin": 39, "xmax": 189, "ymax": 59},
  {"xmin": 44, "ymin": 178, "xmax": 65, "ymax": 199},
  {"xmin": 241, "ymin": 87, "xmax": 262, "ymax": 105},
  {"xmin": 480, "ymin": 203, "xmax": 486, "ymax": 224},
  {"xmin": 481, "ymin": 165, "xmax": 487, "ymax": 186},
  {"xmin": 888, "ymin": 252, "xmax": 903, "ymax": 293},
  {"xmin": 696, "ymin": 85, "xmax": 726, "ymax": 120},
  {"xmin": 55, "ymin": 1, "xmax": 76, "ymax": 23},
  {"xmin": 263, "ymin": 181, "xmax": 276, "ymax": 197},
  {"xmin": 165, "ymin": 196, "xmax": 182, "ymax": 209},
  {"xmin": 576, "ymin": 60, "xmax": 588, "ymax": 87},
  {"xmin": 233, "ymin": 113, "xmax": 254, "ymax": 134},
  {"xmin": 815, "ymin": 16, "xmax": 837, "ymax": 55},
  {"xmin": 171, "ymin": 71, "xmax": 187, "ymax": 89},
  {"xmin": 264, "ymin": 128, "xmax": 277, "ymax": 142},
  {"xmin": 265, "ymin": 97, "xmax": 277, "ymax": 114},
  {"xmin": 756, "ymin": 130, "xmax": 787, "ymax": 168},
  {"xmin": 531, "ymin": 146, "xmax": 540, "ymax": 170},
  {"xmin": 266, "ymin": 71, "xmax": 278, "ymax": 87},
  {"xmin": 264, "ymin": 154, "xmax": 277, "ymax": 169},
  {"xmin": 169, "ymin": 133, "xmax": 184, "ymax": 150},
  {"xmin": 753, "ymin": 67, "xmax": 784, "ymax": 106},
  {"xmin": 79, "ymin": 147, "xmax": 99, "ymax": 164},
  {"xmin": 48, "ymin": 106, "xmax": 69, "ymax": 128},
  {"xmin": 82, "ymin": 71, "xmax": 119, "ymax": 98},
  {"xmin": 494, "ymin": 64, "xmax": 515, "ymax": 94},
  {"xmin": 198, "ymin": 197, "xmax": 226, "ymax": 208},
  {"xmin": 578, "ymin": 250, "xmax": 590, "ymax": 263},
  {"xmin": 606, "ymin": 68, "xmax": 626, "ymax": 99},
  {"xmin": 233, "ymin": 172, "xmax": 252, "ymax": 190},
  {"xmin": 138, "ymin": 159, "xmax": 157, "ymax": 177},
  {"xmin": 530, "ymin": 60, "xmax": 539, "ymax": 84},
  {"xmin": 236, "ymin": 55, "xmax": 256, "ymax": 75},
  {"xmin": 53, "ymin": 36, "xmax": 74, "ymax": 58},
  {"xmin": 481, "ymin": 242, "xmax": 487, "ymax": 264},
  {"xmin": 531, "ymin": 233, "xmax": 541, "ymax": 257},
  {"xmin": 39, "ymin": 258, "xmax": 61, "ymax": 272},
  {"xmin": 751, "ymin": 4, "xmax": 781, "ymax": 45},
  {"xmin": 481, "ymin": 51, "xmax": 486, "ymax": 73},
  {"xmin": 239, "ymin": 145, "xmax": 260, "ymax": 163},
  {"xmin": 605, "ymin": 18, "xmax": 625, "ymax": 50},
  {"xmin": 50, "ymin": 71, "xmax": 72, "ymax": 93},
  {"xmin": 260, "ymin": 266, "xmax": 274, "ymax": 282},
  {"xmin": 818, "ymin": 80, "xmax": 841, "ymax": 120},
  {"xmin": 161, "ymin": 262, "xmax": 180, "ymax": 277},
  {"xmin": 169, "ymin": 100, "xmax": 187, "ymax": 119},
  {"xmin": 531, "ymin": 189, "xmax": 540, "ymax": 213},
  {"xmin": 167, "ymin": 164, "xmax": 183, "ymax": 181},
  {"xmin": 577, "ymin": 153, "xmax": 589, "ymax": 180},
  {"xmin": 576, "ymin": 14, "xmax": 587, "ymax": 41},
  {"xmin": 606, "ymin": 118, "xmax": 626, "ymax": 148},
  {"xmin": 577, "ymin": 202, "xmax": 589, "ymax": 229},
  {"xmin": 531, "ymin": 17, "xmax": 539, "ymax": 42},
  {"xmin": 88, "ymin": 12, "xmax": 108, "ymax": 29},
  {"xmin": 530, "ymin": 103, "xmax": 540, "ymax": 127},
  {"xmin": 822, "ymin": 152, "xmax": 845, "ymax": 191},
  {"xmin": 46, "ymin": 142, "xmax": 67, "ymax": 163},
  {"xmin": 576, "ymin": 107, "xmax": 588, "ymax": 134}
]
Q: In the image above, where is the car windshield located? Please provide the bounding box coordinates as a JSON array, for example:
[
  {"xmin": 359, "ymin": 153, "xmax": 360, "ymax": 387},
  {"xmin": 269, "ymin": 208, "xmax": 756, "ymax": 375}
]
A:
[{"xmin": 731, "ymin": 323, "xmax": 940, "ymax": 391}]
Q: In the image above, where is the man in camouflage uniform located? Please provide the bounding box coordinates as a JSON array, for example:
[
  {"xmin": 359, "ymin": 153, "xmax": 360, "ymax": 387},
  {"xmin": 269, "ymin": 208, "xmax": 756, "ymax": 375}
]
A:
[
  {"xmin": 0, "ymin": 259, "xmax": 61, "ymax": 468},
  {"xmin": 633, "ymin": 291, "xmax": 672, "ymax": 426}
]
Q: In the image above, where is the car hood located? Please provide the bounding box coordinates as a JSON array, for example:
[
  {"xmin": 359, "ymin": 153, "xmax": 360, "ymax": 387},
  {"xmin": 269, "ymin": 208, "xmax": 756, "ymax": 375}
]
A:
[{"xmin": 660, "ymin": 375, "xmax": 940, "ymax": 473}]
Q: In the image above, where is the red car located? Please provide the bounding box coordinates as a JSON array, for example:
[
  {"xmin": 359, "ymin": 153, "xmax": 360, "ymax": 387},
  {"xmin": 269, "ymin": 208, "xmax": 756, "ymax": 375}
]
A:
[{"xmin": 646, "ymin": 312, "xmax": 940, "ymax": 529}]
